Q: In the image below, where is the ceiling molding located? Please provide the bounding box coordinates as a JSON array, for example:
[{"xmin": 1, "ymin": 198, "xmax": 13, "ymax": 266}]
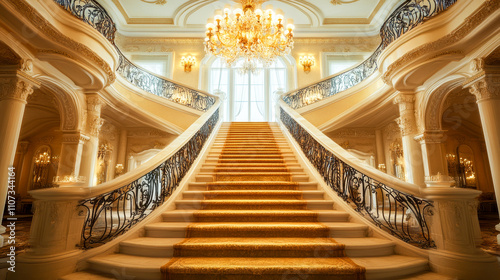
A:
[{"xmin": 323, "ymin": 0, "xmax": 386, "ymax": 25}]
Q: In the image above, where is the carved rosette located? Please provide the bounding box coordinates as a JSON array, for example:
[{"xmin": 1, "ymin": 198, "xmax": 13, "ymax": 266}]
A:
[{"xmin": 0, "ymin": 77, "xmax": 35, "ymax": 103}]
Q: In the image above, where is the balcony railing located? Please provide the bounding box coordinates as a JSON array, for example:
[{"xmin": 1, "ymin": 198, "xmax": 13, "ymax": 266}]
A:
[
  {"xmin": 53, "ymin": 0, "xmax": 216, "ymax": 112},
  {"xmin": 279, "ymin": 106, "xmax": 434, "ymax": 248},
  {"xmin": 282, "ymin": 0, "xmax": 457, "ymax": 109},
  {"xmin": 79, "ymin": 108, "xmax": 219, "ymax": 249}
]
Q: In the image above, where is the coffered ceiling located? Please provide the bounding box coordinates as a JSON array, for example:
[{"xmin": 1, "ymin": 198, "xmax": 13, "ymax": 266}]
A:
[{"xmin": 97, "ymin": 0, "xmax": 403, "ymax": 37}]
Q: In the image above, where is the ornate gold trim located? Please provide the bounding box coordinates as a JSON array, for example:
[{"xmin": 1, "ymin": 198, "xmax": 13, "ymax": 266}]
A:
[
  {"xmin": 324, "ymin": 0, "xmax": 386, "ymax": 25},
  {"xmin": 382, "ymin": 0, "xmax": 500, "ymax": 84},
  {"xmin": 7, "ymin": 0, "xmax": 116, "ymax": 86}
]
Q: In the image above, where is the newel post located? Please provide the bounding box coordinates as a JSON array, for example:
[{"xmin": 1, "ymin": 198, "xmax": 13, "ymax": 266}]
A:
[
  {"xmin": 423, "ymin": 174, "xmax": 500, "ymax": 280},
  {"xmin": 9, "ymin": 191, "xmax": 87, "ymax": 280}
]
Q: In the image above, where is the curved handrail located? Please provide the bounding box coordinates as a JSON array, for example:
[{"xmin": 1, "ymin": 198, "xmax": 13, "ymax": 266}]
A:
[
  {"xmin": 282, "ymin": 0, "xmax": 457, "ymax": 109},
  {"xmin": 53, "ymin": 0, "xmax": 216, "ymax": 112},
  {"xmin": 279, "ymin": 102, "xmax": 434, "ymax": 248}
]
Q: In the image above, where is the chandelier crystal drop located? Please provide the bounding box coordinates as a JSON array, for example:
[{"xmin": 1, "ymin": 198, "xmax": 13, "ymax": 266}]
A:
[{"xmin": 204, "ymin": 0, "xmax": 295, "ymax": 68}]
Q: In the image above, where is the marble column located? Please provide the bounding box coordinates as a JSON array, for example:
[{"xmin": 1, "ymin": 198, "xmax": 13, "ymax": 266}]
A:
[
  {"xmin": 79, "ymin": 94, "xmax": 105, "ymax": 187},
  {"xmin": 414, "ymin": 130, "xmax": 447, "ymax": 177},
  {"xmin": 115, "ymin": 128, "xmax": 128, "ymax": 177},
  {"xmin": 464, "ymin": 66, "xmax": 500, "ymax": 244},
  {"xmin": 375, "ymin": 129, "xmax": 386, "ymax": 171},
  {"xmin": 54, "ymin": 132, "xmax": 89, "ymax": 186},
  {"xmin": 394, "ymin": 93, "xmax": 426, "ymax": 187},
  {"xmin": 0, "ymin": 70, "xmax": 39, "ymax": 246}
]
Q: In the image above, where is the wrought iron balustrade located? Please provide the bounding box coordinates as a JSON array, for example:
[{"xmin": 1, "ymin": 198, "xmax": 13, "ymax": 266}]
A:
[
  {"xmin": 54, "ymin": 0, "xmax": 116, "ymax": 41},
  {"xmin": 280, "ymin": 107, "xmax": 434, "ymax": 249},
  {"xmin": 116, "ymin": 54, "xmax": 216, "ymax": 112},
  {"xmin": 282, "ymin": 0, "xmax": 457, "ymax": 109},
  {"xmin": 79, "ymin": 109, "xmax": 219, "ymax": 249},
  {"xmin": 53, "ymin": 0, "xmax": 216, "ymax": 112}
]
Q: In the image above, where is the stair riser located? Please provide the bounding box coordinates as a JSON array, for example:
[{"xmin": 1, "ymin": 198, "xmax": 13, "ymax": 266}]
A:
[
  {"xmin": 173, "ymin": 247, "xmax": 346, "ymax": 258},
  {"xmin": 186, "ymin": 228, "xmax": 331, "ymax": 238},
  {"xmin": 203, "ymin": 195, "xmax": 303, "ymax": 200},
  {"xmin": 200, "ymin": 205, "xmax": 308, "ymax": 210},
  {"xmin": 87, "ymin": 262, "xmax": 161, "ymax": 280},
  {"xmin": 214, "ymin": 175, "xmax": 292, "ymax": 182},
  {"xmin": 120, "ymin": 245, "xmax": 175, "ymax": 258}
]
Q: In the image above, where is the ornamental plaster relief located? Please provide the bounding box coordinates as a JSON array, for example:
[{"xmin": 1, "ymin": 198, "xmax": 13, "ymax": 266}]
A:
[
  {"xmin": 469, "ymin": 77, "xmax": 500, "ymax": 101},
  {"xmin": 6, "ymin": 0, "xmax": 116, "ymax": 85},
  {"xmin": 382, "ymin": 0, "xmax": 500, "ymax": 85},
  {"xmin": 0, "ymin": 78, "xmax": 34, "ymax": 102}
]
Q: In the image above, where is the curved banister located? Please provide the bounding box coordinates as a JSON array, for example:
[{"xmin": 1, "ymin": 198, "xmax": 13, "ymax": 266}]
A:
[
  {"xmin": 31, "ymin": 101, "xmax": 221, "ymax": 248},
  {"xmin": 53, "ymin": 0, "xmax": 216, "ymax": 112},
  {"xmin": 282, "ymin": 0, "xmax": 457, "ymax": 109},
  {"xmin": 279, "ymin": 101, "xmax": 434, "ymax": 248}
]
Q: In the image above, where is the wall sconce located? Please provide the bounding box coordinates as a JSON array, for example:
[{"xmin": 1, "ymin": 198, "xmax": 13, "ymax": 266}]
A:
[
  {"xmin": 181, "ymin": 56, "xmax": 196, "ymax": 72},
  {"xmin": 299, "ymin": 55, "xmax": 315, "ymax": 73}
]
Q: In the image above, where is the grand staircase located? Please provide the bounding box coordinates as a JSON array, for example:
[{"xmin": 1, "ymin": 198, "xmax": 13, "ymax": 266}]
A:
[{"xmin": 61, "ymin": 122, "xmax": 452, "ymax": 280}]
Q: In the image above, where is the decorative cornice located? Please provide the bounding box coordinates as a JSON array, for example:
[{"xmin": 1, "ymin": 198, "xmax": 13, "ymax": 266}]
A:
[
  {"xmin": 7, "ymin": 0, "xmax": 116, "ymax": 86},
  {"xmin": 62, "ymin": 132, "xmax": 89, "ymax": 143},
  {"xmin": 382, "ymin": 0, "xmax": 500, "ymax": 85},
  {"xmin": 414, "ymin": 130, "xmax": 446, "ymax": 144}
]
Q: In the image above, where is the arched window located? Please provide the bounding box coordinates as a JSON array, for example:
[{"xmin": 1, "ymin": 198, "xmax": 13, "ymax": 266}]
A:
[{"xmin": 206, "ymin": 57, "xmax": 293, "ymax": 122}]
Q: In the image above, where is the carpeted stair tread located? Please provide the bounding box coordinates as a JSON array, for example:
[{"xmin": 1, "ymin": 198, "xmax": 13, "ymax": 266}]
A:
[
  {"xmin": 213, "ymin": 167, "xmax": 290, "ymax": 172},
  {"xmin": 162, "ymin": 257, "xmax": 365, "ymax": 277},
  {"xmin": 172, "ymin": 237, "xmax": 346, "ymax": 258}
]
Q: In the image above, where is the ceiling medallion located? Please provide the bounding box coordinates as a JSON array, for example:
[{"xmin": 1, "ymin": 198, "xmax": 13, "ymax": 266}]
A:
[
  {"xmin": 140, "ymin": 0, "xmax": 167, "ymax": 5},
  {"xmin": 204, "ymin": 0, "xmax": 295, "ymax": 72},
  {"xmin": 331, "ymin": 0, "xmax": 360, "ymax": 5}
]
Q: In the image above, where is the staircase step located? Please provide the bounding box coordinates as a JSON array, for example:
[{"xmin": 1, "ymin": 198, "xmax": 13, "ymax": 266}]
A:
[
  {"xmin": 350, "ymin": 255, "xmax": 429, "ymax": 280},
  {"xmin": 86, "ymin": 254, "xmax": 169, "ymax": 280},
  {"xmin": 172, "ymin": 237, "xmax": 346, "ymax": 258},
  {"xmin": 162, "ymin": 210, "xmax": 349, "ymax": 223},
  {"xmin": 120, "ymin": 237, "xmax": 184, "ymax": 257},
  {"xmin": 145, "ymin": 222, "xmax": 367, "ymax": 238},
  {"xmin": 162, "ymin": 257, "xmax": 366, "ymax": 280},
  {"xmin": 59, "ymin": 271, "xmax": 117, "ymax": 280},
  {"xmin": 182, "ymin": 190, "xmax": 323, "ymax": 200},
  {"xmin": 334, "ymin": 237, "xmax": 396, "ymax": 257},
  {"xmin": 202, "ymin": 181, "xmax": 317, "ymax": 191},
  {"xmin": 175, "ymin": 199, "xmax": 334, "ymax": 210}
]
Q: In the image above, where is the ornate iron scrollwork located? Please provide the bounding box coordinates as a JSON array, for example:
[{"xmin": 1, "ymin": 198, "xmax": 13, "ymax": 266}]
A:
[
  {"xmin": 79, "ymin": 109, "xmax": 219, "ymax": 249},
  {"xmin": 116, "ymin": 54, "xmax": 216, "ymax": 112},
  {"xmin": 282, "ymin": 0, "xmax": 457, "ymax": 109},
  {"xmin": 280, "ymin": 108, "xmax": 435, "ymax": 249},
  {"xmin": 54, "ymin": 0, "xmax": 116, "ymax": 42},
  {"xmin": 53, "ymin": 0, "xmax": 216, "ymax": 112}
]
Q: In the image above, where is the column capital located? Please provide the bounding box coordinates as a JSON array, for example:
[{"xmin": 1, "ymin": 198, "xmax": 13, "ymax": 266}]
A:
[
  {"xmin": 86, "ymin": 94, "xmax": 106, "ymax": 114},
  {"xmin": 0, "ymin": 70, "xmax": 40, "ymax": 103},
  {"xmin": 464, "ymin": 66, "xmax": 500, "ymax": 102},
  {"xmin": 394, "ymin": 93, "xmax": 416, "ymax": 113},
  {"xmin": 62, "ymin": 131, "xmax": 90, "ymax": 144}
]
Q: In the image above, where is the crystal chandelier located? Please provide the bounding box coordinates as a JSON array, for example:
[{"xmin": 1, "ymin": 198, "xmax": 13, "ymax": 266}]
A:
[{"xmin": 204, "ymin": 0, "xmax": 295, "ymax": 68}]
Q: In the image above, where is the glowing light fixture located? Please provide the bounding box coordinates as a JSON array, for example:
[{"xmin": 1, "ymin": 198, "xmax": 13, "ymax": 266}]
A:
[
  {"xmin": 204, "ymin": 0, "xmax": 295, "ymax": 70},
  {"xmin": 299, "ymin": 55, "xmax": 315, "ymax": 73},
  {"xmin": 181, "ymin": 56, "xmax": 196, "ymax": 72}
]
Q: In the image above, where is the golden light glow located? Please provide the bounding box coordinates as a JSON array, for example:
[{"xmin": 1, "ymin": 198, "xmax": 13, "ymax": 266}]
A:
[
  {"xmin": 299, "ymin": 55, "xmax": 315, "ymax": 73},
  {"xmin": 204, "ymin": 0, "xmax": 294, "ymax": 69},
  {"xmin": 180, "ymin": 56, "xmax": 196, "ymax": 73}
]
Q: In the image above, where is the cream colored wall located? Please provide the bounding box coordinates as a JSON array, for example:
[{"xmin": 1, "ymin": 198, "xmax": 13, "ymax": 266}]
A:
[{"xmin": 116, "ymin": 35, "xmax": 380, "ymax": 91}]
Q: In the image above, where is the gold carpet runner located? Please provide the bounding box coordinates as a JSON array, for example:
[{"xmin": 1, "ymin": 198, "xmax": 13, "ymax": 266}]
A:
[{"xmin": 161, "ymin": 122, "xmax": 365, "ymax": 280}]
